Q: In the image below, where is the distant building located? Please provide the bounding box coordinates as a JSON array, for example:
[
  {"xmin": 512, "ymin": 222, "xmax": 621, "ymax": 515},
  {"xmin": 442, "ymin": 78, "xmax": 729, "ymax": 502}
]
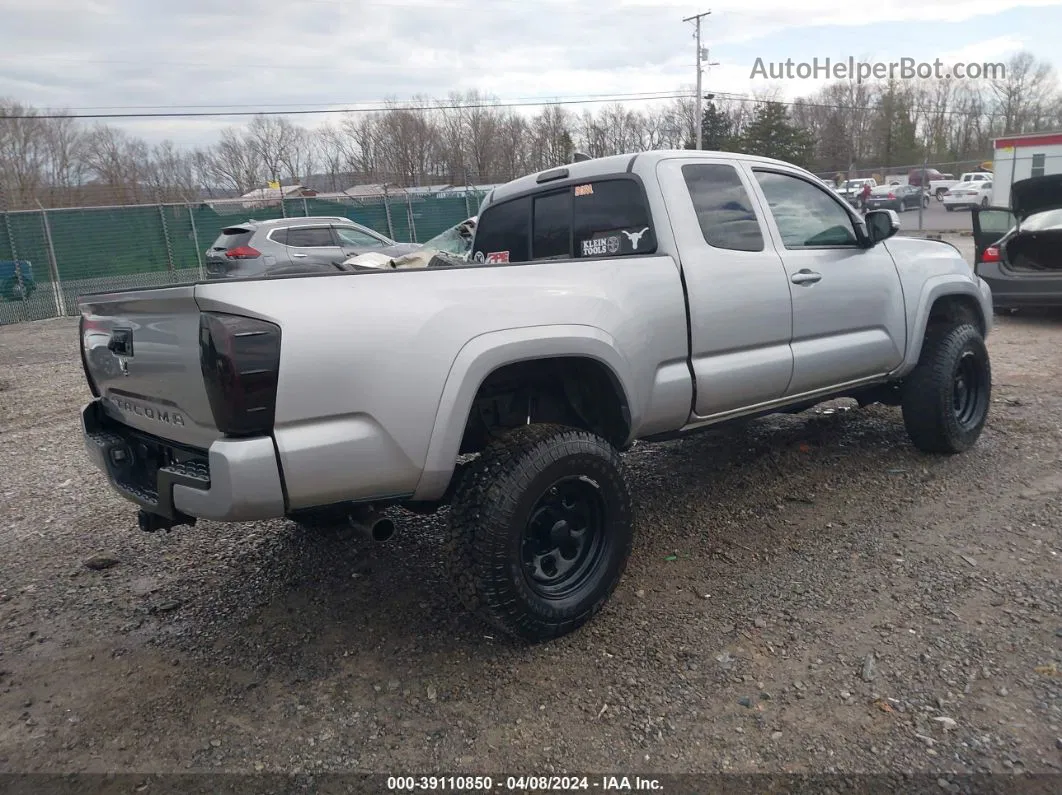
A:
[{"xmin": 992, "ymin": 131, "xmax": 1062, "ymax": 207}]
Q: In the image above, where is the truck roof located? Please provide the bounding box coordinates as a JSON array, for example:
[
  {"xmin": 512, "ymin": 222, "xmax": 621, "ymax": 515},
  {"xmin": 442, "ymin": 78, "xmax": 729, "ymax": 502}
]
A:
[{"xmin": 485, "ymin": 150, "xmax": 821, "ymax": 207}]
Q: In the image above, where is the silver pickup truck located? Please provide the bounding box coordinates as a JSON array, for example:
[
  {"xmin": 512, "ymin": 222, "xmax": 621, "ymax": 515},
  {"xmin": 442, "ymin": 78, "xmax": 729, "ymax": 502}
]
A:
[{"xmin": 77, "ymin": 150, "xmax": 994, "ymax": 642}]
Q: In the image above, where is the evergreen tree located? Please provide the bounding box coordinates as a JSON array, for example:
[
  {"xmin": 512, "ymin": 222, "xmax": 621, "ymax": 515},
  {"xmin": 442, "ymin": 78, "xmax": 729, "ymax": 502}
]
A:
[{"xmin": 738, "ymin": 101, "xmax": 815, "ymax": 169}]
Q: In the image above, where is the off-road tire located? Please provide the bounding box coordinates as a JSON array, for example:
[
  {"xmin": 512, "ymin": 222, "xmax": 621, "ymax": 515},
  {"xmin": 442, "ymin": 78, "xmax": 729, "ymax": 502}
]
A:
[
  {"xmin": 901, "ymin": 323, "xmax": 991, "ymax": 454},
  {"xmin": 445, "ymin": 423, "xmax": 633, "ymax": 643}
]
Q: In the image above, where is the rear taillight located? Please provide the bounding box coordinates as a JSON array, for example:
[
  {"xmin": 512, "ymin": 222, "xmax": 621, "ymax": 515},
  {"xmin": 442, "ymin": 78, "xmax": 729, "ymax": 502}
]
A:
[
  {"xmin": 888, "ymin": 192, "xmax": 896, "ymax": 199},
  {"xmin": 981, "ymin": 245, "xmax": 1001, "ymax": 263},
  {"xmin": 199, "ymin": 312, "xmax": 281, "ymax": 437},
  {"xmin": 225, "ymin": 245, "xmax": 261, "ymax": 260},
  {"xmin": 78, "ymin": 314, "xmax": 101, "ymax": 397}
]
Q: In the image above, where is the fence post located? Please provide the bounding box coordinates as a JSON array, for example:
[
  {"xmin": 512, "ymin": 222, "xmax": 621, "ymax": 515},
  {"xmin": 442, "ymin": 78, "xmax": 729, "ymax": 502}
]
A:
[
  {"xmin": 464, "ymin": 190, "xmax": 471, "ymax": 218},
  {"xmin": 187, "ymin": 203, "xmax": 205, "ymax": 280},
  {"xmin": 0, "ymin": 185, "xmax": 28, "ymax": 323},
  {"xmin": 302, "ymin": 196, "xmax": 309, "ymax": 217},
  {"xmin": 382, "ymin": 186, "xmax": 395, "ymax": 240},
  {"xmin": 406, "ymin": 191, "xmax": 418, "ymax": 243},
  {"xmin": 918, "ymin": 157, "xmax": 927, "ymax": 233},
  {"xmin": 157, "ymin": 198, "xmax": 176, "ymax": 282},
  {"xmin": 35, "ymin": 200, "xmax": 67, "ymax": 317}
]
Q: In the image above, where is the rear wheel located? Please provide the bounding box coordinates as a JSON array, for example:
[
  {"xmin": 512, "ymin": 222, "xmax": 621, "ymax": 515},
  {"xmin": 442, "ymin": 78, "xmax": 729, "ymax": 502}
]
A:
[
  {"xmin": 945, "ymin": 205, "xmax": 954, "ymax": 212},
  {"xmin": 981, "ymin": 197, "xmax": 990, "ymax": 208},
  {"xmin": 901, "ymin": 323, "xmax": 991, "ymax": 454},
  {"xmin": 446, "ymin": 423, "xmax": 633, "ymax": 642}
]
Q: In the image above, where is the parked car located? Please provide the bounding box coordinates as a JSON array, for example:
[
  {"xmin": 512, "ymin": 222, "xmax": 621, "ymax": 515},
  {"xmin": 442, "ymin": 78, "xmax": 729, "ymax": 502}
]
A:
[
  {"xmin": 0, "ymin": 260, "xmax": 35, "ymax": 301},
  {"xmin": 907, "ymin": 167, "xmax": 947, "ymax": 188},
  {"xmin": 932, "ymin": 171, "xmax": 992, "ymax": 200},
  {"xmin": 203, "ymin": 217, "xmax": 417, "ymax": 279},
  {"xmin": 943, "ymin": 180, "xmax": 993, "ymax": 210},
  {"xmin": 972, "ymin": 173, "xmax": 1062, "ymax": 310},
  {"xmin": 865, "ymin": 184, "xmax": 929, "ymax": 212},
  {"xmin": 76, "ymin": 150, "xmax": 993, "ymax": 643},
  {"xmin": 836, "ymin": 178, "xmax": 877, "ymax": 205},
  {"xmin": 342, "ymin": 216, "xmax": 477, "ymax": 270}
]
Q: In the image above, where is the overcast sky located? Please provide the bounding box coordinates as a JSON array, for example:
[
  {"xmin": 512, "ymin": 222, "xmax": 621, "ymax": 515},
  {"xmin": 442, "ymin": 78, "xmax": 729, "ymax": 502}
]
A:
[{"xmin": 1, "ymin": 0, "xmax": 1059, "ymax": 147}]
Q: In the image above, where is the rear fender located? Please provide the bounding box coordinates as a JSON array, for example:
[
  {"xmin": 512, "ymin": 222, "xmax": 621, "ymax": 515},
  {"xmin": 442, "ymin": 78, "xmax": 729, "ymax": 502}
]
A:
[{"xmin": 412, "ymin": 325, "xmax": 637, "ymax": 501}]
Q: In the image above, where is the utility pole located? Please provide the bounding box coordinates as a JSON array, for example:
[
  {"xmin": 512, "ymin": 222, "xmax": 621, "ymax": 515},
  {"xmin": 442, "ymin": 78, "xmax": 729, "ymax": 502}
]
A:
[{"xmin": 683, "ymin": 10, "xmax": 711, "ymax": 150}]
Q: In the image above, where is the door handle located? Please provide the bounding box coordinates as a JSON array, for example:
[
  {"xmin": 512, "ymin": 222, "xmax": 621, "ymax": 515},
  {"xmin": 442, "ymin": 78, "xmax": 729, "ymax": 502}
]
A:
[
  {"xmin": 292, "ymin": 253, "xmax": 308, "ymax": 258},
  {"xmin": 791, "ymin": 269, "xmax": 822, "ymax": 285}
]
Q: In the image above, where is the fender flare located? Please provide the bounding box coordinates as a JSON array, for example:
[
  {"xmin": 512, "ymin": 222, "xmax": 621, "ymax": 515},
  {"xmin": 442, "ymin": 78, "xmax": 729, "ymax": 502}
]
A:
[
  {"xmin": 895, "ymin": 276, "xmax": 990, "ymax": 376},
  {"xmin": 412, "ymin": 324, "xmax": 637, "ymax": 501}
]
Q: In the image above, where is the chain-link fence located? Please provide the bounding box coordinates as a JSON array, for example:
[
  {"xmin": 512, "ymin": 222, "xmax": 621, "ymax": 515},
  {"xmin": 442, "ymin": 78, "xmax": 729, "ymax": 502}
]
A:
[{"xmin": 0, "ymin": 188, "xmax": 486, "ymax": 326}]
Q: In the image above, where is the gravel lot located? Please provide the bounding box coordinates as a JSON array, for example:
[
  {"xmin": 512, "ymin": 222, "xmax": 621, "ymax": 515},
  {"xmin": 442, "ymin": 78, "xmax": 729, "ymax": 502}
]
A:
[{"xmin": 1, "ymin": 245, "xmax": 1060, "ymax": 782}]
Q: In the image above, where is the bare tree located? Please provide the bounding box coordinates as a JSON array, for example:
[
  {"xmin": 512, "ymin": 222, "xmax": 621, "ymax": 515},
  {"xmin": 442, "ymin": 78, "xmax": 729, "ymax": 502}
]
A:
[
  {"xmin": 245, "ymin": 115, "xmax": 306, "ymax": 184},
  {"xmin": 202, "ymin": 126, "xmax": 263, "ymax": 194},
  {"xmin": 0, "ymin": 100, "xmax": 46, "ymax": 208},
  {"xmin": 990, "ymin": 52, "xmax": 1057, "ymax": 135},
  {"xmin": 81, "ymin": 123, "xmax": 151, "ymax": 203}
]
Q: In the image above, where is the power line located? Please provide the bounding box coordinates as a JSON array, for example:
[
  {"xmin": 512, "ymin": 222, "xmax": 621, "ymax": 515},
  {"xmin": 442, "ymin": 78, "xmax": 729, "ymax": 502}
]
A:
[
  {"xmin": 50, "ymin": 90, "xmax": 695, "ymax": 113},
  {"xmin": 1, "ymin": 91, "xmax": 697, "ymax": 120}
]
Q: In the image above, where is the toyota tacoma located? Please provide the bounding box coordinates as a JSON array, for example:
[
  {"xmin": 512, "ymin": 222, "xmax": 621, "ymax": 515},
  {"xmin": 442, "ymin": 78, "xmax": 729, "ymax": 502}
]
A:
[{"xmin": 77, "ymin": 151, "xmax": 994, "ymax": 642}]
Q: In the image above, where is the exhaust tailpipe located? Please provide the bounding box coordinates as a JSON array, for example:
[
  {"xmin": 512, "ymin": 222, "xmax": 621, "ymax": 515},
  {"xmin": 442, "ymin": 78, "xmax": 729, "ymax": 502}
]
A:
[{"xmin": 347, "ymin": 510, "xmax": 396, "ymax": 543}]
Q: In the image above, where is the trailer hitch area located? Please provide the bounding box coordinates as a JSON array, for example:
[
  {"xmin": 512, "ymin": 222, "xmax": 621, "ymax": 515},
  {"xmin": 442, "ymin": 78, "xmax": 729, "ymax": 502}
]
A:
[{"xmin": 137, "ymin": 509, "xmax": 197, "ymax": 533}]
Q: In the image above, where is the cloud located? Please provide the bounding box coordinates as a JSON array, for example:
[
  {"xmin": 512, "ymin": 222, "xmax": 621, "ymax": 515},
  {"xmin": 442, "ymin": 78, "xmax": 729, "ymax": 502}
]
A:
[{"xmin": 0, "ymin": 0, "xmax": 1057, "ymax": 146}]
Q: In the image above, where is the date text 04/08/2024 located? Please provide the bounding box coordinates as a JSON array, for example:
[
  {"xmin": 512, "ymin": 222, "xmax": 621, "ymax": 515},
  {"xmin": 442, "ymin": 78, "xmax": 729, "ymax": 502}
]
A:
[{"xmin": 386, "ymin": 775, "xmax": 664, "ymax": 791}]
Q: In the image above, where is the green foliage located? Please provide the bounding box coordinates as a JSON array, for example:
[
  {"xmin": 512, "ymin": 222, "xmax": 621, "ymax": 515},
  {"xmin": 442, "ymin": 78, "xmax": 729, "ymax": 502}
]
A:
[{"xmin": 737, "ymin": 102, "xmax": 816, "ymax": 169}]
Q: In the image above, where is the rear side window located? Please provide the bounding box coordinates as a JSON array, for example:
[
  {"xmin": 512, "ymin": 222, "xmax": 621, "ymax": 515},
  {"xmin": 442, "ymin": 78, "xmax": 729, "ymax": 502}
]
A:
[
  {"xmin": 681, "ymin": 164, "xmax": 764, "ymax": 252},
  {"xmin": 573, "ymin": 179, "xmax": 655, "ymax": 258},
  {"xmin": 213, "ymin": 228, "xmax": 253, "ymax": 250},
  {"xmin": 285, "ymin": 227, "xmax": 335, "ymax": 247},
  {"xmin": 471, "ymin": 196, "xmax": 531, "ymax": 264}
]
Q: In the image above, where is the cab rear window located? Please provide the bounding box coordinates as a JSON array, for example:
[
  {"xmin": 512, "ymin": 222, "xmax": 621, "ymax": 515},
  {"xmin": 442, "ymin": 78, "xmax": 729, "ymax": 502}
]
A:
[{"xmin": 471, "ymin": 177, "xmax": 655, "ymax": 264}]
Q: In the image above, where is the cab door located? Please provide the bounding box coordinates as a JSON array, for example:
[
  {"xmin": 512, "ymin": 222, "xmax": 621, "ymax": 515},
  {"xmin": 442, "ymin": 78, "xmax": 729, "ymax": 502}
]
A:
[
  {"xmin": 744, "ymin": 165, "xmax": 907, "ymax": 396},
  {"xmin": 656, "ymin": 157, "xmax": 794, "ymax": 417}
]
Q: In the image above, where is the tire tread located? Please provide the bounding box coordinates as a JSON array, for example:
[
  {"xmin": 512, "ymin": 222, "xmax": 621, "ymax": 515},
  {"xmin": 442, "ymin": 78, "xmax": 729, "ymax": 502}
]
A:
[{"xmin": 445, "ymin": 423, "xmax": 632, "ymax": 642}]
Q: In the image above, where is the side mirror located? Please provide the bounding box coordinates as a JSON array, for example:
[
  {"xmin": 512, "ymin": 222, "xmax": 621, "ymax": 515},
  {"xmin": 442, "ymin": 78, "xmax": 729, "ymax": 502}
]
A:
[{"xmin": 863, "ymin": 209, "xmax": 900, "ymax": 245}]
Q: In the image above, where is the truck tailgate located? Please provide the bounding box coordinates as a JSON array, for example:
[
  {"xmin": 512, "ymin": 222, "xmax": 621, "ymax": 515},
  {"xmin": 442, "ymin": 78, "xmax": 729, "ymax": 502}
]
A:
[{"xmin": 80, "ymin": 286, "xmax": 221, "ymax": 450}]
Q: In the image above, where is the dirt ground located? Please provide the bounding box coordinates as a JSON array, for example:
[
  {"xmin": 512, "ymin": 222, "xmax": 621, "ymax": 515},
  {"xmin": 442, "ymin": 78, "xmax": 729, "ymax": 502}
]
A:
[{"xmin": 1, "ymin": 278, "xmax": 1060, "ymax": 783}]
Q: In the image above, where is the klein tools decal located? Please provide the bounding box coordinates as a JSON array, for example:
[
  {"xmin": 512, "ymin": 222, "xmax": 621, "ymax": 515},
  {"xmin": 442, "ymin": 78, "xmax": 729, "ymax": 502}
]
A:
[
  {"xmin": 581, "ymin": 227, "xmax": 651, "ymax": 257},
  {"xmin": 581, "ymin": 237, "xmax": 613, "ymax": 257}
]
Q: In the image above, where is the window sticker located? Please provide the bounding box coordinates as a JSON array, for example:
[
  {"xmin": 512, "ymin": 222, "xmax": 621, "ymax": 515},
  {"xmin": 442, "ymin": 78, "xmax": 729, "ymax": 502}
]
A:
[
  {"xmin": 574, "ymin": 184, "xmax": 594, "ymax": 197},
  {"xmin": 485, "ymin": 251, "xmax": 510, "ymax": 264},
  {"xmin": 581, "ymin": 236, "xmax": 619, "ymax": 257},
  {"xmin": 621, "ymin": 226, "xmax": 650, "ymax": 250}
]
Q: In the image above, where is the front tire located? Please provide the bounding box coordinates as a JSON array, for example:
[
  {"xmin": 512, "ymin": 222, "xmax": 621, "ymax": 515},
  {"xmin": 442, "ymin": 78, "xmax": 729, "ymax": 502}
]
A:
[
  {"xmin": 446, "ymin": 423, "xmax": 633, "ymax": 642},
  {"xmin": 901, "ymin": 323, "xmax": 991, "ymax": 454}
]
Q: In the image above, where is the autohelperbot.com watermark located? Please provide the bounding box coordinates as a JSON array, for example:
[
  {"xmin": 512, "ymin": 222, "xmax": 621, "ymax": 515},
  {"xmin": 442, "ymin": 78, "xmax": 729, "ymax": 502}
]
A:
[{"xmin": 750, "ymin": 56, "xmax": 1006, "ymax": 83}]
